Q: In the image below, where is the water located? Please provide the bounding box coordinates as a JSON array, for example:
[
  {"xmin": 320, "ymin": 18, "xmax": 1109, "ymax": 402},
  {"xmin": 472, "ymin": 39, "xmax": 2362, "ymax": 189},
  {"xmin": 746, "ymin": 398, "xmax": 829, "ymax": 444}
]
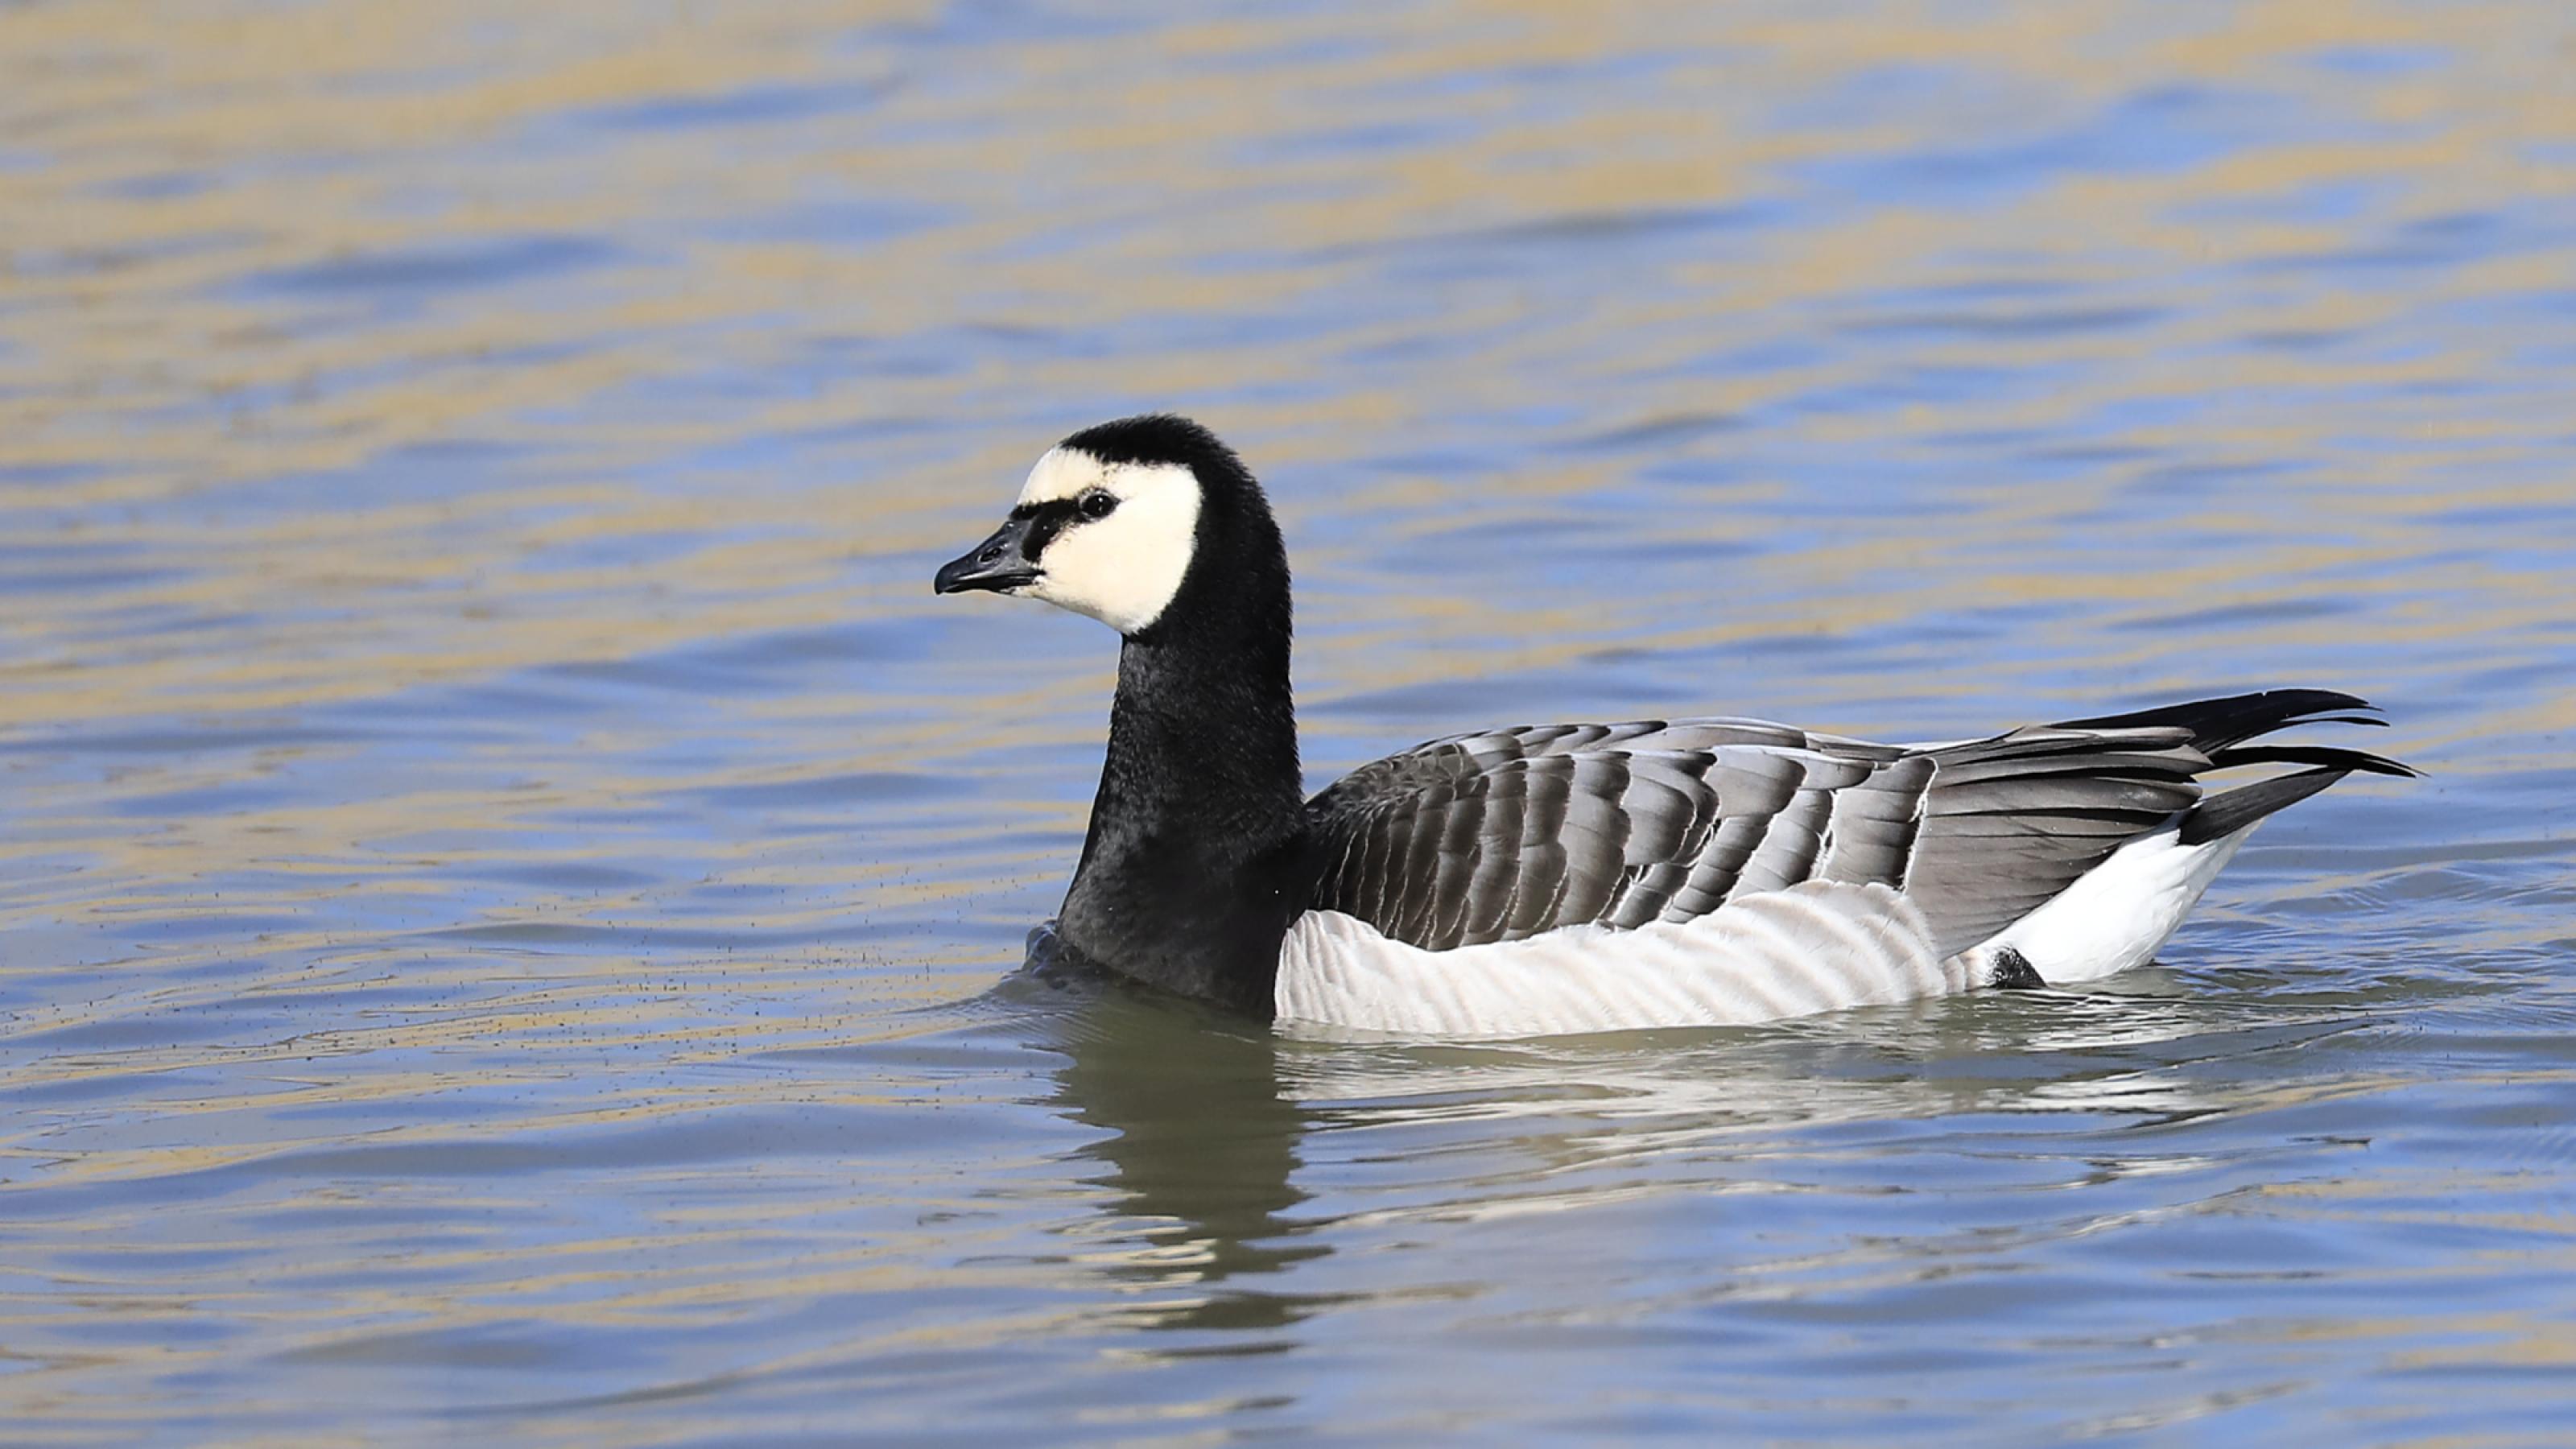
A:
[{"xmin": 4, "ymin": 2, "xmax": 2574, "ymax": 1441}]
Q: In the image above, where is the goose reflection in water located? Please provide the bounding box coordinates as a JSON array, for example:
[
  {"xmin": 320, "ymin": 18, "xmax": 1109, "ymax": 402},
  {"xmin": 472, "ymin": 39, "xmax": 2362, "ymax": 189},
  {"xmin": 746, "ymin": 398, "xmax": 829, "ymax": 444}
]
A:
[
  {"xmin": 1012, "ymin": 921, "xmax": 2382, "ymax": 1353},
  {"xmin": 1018, "ymin": 926, "xmax": 1335, "ymax": 1335}
]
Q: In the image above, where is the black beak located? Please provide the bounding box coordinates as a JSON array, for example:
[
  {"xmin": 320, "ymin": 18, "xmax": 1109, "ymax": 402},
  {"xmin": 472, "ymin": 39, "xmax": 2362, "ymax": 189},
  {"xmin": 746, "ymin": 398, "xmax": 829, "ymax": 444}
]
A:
[{"xmin": 933, "ymin": 515, "xmax": 1042, "ymax": 595}]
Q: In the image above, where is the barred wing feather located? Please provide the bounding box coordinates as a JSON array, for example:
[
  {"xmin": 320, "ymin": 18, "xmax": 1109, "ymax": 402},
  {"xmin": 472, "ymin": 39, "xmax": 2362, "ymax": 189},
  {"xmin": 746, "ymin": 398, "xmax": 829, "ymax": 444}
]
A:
[{"xmin": 1303, "ymin": 717, "xmax": 2215, "ymax": 960}]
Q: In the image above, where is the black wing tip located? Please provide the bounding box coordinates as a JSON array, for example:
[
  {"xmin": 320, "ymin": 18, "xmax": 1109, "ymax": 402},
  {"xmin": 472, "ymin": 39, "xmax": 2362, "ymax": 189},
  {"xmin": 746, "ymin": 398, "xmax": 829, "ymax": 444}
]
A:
[
  {"xmin": 2052, "ymin": 687, "xmax": 2405, "ymax": 755},
  {"xmin": 2207, "ymin": 744, "xmax": 2422, "ymax": 779},
  {"xmin": 2244, "ymin": 687, "xmax": 2379, "ymax": 715},
  {"xmin": 2055, "ymin": 686, "xmax": 2372, "ymax": 723},
  {"xmin": 2178, "ymin": 755, "xmax": 2416, "ymax": 844}
]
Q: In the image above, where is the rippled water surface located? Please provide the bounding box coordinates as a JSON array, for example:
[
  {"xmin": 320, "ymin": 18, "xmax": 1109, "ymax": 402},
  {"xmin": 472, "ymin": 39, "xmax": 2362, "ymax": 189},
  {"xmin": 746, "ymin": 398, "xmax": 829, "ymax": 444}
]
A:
[{"xmin": 6, "ymin": 2, "xmax": 2575, "ymax": 1441}]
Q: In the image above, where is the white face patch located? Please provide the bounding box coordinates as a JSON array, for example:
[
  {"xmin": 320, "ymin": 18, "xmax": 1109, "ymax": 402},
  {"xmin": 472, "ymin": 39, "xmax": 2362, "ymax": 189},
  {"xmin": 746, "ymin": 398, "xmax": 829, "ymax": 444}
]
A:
[{"xmin": 1012, "ymin": 446, "xmax": 1201, "ymax": 635}]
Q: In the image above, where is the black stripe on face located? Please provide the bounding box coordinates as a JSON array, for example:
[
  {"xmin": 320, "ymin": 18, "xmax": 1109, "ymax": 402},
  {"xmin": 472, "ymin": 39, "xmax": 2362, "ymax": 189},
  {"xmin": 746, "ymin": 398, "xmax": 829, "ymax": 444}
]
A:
[{"xmin": 1008, "ymin": 497, "xmax": 1084, "ymax": 562}]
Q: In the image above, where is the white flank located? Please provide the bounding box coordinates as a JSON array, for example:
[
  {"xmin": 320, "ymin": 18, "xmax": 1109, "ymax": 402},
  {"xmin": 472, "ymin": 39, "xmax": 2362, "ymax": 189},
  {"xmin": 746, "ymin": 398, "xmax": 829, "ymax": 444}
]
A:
[
  {"xmin": 1015, "ymin": 448, "xmax": 1200, "ymax": 635},
  {"xmin": 1278, "ymin": 818, "xmax": 2277, "ymax": 1037},
  {"xmin": 1957, "ymin": 818, "xmax": 2253, "ymax": 984},
  {"xmin": 1274, "ymin": 881, "xmax": 1970, "ymax": 1038}
]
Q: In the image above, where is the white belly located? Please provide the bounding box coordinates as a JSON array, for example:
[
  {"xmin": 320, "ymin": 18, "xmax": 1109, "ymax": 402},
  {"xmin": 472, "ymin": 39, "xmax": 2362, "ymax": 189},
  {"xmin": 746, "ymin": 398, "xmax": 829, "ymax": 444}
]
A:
[{"xmin": 1274, "ymin": 881, "xmax": 1971, "ymax": 1038}]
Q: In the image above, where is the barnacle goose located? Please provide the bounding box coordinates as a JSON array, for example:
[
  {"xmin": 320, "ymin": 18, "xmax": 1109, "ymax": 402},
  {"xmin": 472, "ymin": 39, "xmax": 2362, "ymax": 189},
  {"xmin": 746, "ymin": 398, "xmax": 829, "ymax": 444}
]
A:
[{"xmin": 933, "ymin": 415, "xmax": 2413, "ymax": 1037}]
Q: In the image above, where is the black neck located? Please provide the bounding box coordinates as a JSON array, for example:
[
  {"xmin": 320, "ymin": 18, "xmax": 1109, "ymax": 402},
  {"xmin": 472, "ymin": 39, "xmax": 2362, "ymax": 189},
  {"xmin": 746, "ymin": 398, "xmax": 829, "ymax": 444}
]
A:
[
  {"xmin": 1055, "ymin": 535, "xmax": 1308, "ymax": 1013},
  {"xmin": 1100, "ymin": 621, "xmax": 1302, "ymax": 846}
]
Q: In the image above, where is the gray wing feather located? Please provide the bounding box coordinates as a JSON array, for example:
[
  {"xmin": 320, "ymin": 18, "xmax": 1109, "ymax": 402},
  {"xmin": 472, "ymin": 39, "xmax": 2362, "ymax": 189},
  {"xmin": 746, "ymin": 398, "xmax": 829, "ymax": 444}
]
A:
[
  {"xmin": 1818, "ymin": 753, "xmax": 1931, "ymax": 886},
  {"xmin": 1736, "ymin": 784, "xmax": 1830, "ymax": 897},
  {"xmin": 1664, "ymin": 812, "xmax": 1770, "ymax": 921}
]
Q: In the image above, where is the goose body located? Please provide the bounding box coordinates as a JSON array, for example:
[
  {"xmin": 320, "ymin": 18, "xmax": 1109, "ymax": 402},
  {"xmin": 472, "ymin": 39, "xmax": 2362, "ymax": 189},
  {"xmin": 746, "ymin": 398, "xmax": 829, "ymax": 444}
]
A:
[{"xmin": 934, "ymin": 415, "xmax": 2411, "ymax": 1038}]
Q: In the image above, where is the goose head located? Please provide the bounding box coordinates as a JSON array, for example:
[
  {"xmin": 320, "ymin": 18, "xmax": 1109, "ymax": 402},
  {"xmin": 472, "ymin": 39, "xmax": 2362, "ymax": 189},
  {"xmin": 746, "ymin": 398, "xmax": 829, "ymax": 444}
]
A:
[{"xmin": 934, "ymin": 415, "xmax": 1282, "ymax": 639}]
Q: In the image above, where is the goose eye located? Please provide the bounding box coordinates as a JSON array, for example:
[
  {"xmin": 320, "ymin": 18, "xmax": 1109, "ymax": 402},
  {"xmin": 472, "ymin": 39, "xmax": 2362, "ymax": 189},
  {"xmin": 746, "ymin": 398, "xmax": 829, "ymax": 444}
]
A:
[{"xmin": 1077, "ymin": 490, "xmax": 1117, "ymax": 520}]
